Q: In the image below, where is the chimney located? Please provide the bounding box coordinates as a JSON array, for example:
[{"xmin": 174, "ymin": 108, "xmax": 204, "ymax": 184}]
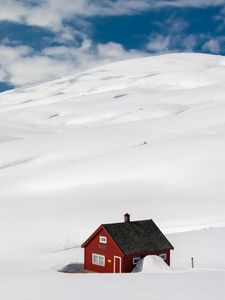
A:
[{"xmin": 124, "ymin": 213, "xmax": 130, "ymax": 223}]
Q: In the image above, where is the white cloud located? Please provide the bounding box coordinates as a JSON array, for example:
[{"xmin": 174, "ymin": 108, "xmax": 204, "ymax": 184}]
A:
[
  {"xmin": 154, "ymin": 16, "xmax": 189, "ymax": 35},
  {"xmin": 0, "ymin": 1, "xmax": 224, "ymax": 88},
  {"xmin": 146, "ymin": 35, "xmax": 171, "ymax": 53},
  {"xmin": 0, "ymin": 45, "xmax": 33, "ymax": 82},
  {"xmin": 0, "ymin": 0, "xmax": 149, "ymax": 33},
  {"xmin": 202, "ymin": 37, "xmax": 225, "ymax": 54},
  {"xmin": 146, "ymin": 30, "xmax": 225, "ymax": 56},
  {"xmin": 0, "ymin": 0, "xmax": 224, "ymax": 34},
  {"xmin": 0, "ymin": 69, "xmax": 6, "ymax": 81},
  {"xmin": 96, "ymin": 42, "xmax": 143, "ymax": 59},
  {"xmin": 7, "ymin": 55, "xmax": 74, "ymax": 85},
  {"xmin": 167, "ymin": 18, "xmax": 188, "ymax": 34},
  {"xmin": 146, "ymin": 16, "xmax": 197, "ymax": 54},
  {"xmin": 214, "ymin": 6, "xmax": 225, "ymax": 31},
  {"xmin": 0, "ymin": 40, "xmax": 146, "ymax": 86},
  {"xmin": 181, "ymin": 35, "xmax": 198, "ymax": 52},
  {"xmin": 158, "ymin": 0, "xmax": 225, "ymax": 8},
  {"xmin": 0, "ymin": 45, "xmax": 32, "ymax": 62}
]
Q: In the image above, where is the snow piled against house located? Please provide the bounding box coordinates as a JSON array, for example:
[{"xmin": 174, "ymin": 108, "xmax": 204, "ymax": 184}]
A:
[
  {"xmin": 132, "ymin": 255, "xmax": 171, "ymax": 273},
  {"xmin": 0, "ymin": 53, "xmax": 225, "ymax": 299}
]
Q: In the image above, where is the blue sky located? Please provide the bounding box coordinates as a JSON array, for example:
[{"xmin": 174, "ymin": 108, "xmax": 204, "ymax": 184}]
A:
[{"xmin": 0, "ymin": 0, "xmax": 225, "ymax": 92}]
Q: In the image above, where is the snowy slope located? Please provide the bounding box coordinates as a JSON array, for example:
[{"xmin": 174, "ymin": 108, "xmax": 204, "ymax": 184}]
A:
[{"xmin": 0, "ymin": 53, "xmax": 225, "ymax": 299}]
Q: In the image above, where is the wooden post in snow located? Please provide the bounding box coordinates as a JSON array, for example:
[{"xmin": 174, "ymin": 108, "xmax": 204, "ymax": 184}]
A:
[{"xmin": 191, "ymin": 257, "xmax": 194, "ymax": 268}]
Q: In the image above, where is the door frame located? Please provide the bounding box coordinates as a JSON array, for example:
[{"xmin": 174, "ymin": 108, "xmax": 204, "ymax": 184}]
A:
[{"xmin": 113, "ymin": 256, "xmax": 122, "ymax": 273}]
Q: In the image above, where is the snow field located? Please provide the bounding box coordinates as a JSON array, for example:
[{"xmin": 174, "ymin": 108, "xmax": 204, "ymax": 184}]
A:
[{"xmin": 0, "ymin": 53, "xmax": 225, "ymax": 299}]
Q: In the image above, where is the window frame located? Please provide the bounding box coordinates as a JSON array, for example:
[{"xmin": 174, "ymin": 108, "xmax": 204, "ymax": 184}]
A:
[
  {"xmin": 133, "ymin": 257, "xmax": 141, "ymax": 265},
  {"xmin": 159, "ymin": 253, "xmax": 167, "ymax": 261},
  {"xmin": 99, "ymin": 235, "xmax": 107, "ymax": 244},
  {"xmin": 92, "ymin": 253, "xmax": 105, "ymax": 266}
]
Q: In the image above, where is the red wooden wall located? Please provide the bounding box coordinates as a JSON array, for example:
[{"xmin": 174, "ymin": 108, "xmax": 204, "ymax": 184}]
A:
[
  {"xmin": 84, "ymin": 226, "xmax": 124, "ymax": 273},
  {"xmin": 83, "ymin": 226, "xmax": 172, "ymax": 273}
]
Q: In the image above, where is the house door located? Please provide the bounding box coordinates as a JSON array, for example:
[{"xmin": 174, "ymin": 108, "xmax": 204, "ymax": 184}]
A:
[{"xmin": 113, "ymin": 256, "xmax": 122, "ymax": 273}]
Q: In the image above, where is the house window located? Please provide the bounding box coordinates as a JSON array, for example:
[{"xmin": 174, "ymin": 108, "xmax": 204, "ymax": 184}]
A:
[
  {"xmin": 92, "ymin": 253, "xmax": 105, "ymax": 266},
  {"xmin": 99, "ymin": 244, "xmax": 107, "ymax": 250},
  {"xmin": 133, "ymin": 257, "xmax": 141, "ymax": 265},
  {"xmin": 159, "ymin": 253, "xmax": 167, "ymax": 261},
  {"xmin": 99, "ymin": 236, "xmax": 107, "ymax": 244}
]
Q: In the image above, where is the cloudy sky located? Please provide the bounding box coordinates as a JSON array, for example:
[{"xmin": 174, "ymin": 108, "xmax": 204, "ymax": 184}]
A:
[{"xmin": 0, "ymin": 0, "xmax": 225, "ymax": 92}]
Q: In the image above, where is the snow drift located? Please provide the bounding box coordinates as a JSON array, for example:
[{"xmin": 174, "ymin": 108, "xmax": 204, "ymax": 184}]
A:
[{"xmin": 132, "ymin": 255, "xmax": 171, "ymax": 273}]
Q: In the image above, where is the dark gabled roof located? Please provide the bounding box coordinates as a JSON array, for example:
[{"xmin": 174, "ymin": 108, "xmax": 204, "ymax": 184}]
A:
[{"xmin": 103, "ymin": 219, "xmax": 173, "ymax": 255}]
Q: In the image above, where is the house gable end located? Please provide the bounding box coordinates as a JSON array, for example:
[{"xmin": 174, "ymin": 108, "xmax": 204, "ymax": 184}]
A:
[
  {"xmin": 81, "ymin": 225, "xmax": 124, "ymax": 256},
  {"xmin": 81, "ymin": 224, "xmax": 103, "ymax": 248},
  {"xmin": 102, "ymin": 225, "xmax": 124, "ymax": 256},
  {"xmin": 83, "ymin": 226, "xmax": 124, "ymax": 272}
]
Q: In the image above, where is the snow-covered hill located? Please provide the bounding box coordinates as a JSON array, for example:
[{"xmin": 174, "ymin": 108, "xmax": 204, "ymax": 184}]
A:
[{"xmin": 0, "ymin": 53, "xmax": 225, "ymax": 299}]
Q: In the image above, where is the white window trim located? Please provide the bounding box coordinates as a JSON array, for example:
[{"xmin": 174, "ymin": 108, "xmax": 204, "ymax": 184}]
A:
[
  {"xmin": 159, "ymin": 253, "xmax": 167, "ymax": 261},
  {"xmin": 99, "ymin": 236, "xmax": 107, "ymax": 244},
  {"xmin": 92, "ymin": 253, "xmax": 105, "ymax": 266},
  {"xmin": 133, "ymin": 257, "xmax": 141, "ymax": 265}
]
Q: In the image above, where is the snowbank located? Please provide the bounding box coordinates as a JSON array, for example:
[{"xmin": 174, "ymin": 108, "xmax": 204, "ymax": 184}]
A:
[{"xmin": 132, "ymin": 255, "xmax": 171, "ymax": 273}]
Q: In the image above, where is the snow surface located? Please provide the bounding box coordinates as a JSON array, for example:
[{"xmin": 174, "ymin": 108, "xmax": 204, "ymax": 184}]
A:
[{"xmin": 0, "ymin": 53, "xmax": 225, "ymax": 299}]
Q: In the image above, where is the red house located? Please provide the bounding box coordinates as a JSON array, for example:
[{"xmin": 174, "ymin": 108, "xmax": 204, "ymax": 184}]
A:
[{"xmin": 81, "ymin": 214, "xmax": 174, "ymax": 273}]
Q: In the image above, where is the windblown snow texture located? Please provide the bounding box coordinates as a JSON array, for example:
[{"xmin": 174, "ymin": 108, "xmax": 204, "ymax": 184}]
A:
[{"xmin": 0, "ymin": 53, "xmax": 225, "ymax": 299}]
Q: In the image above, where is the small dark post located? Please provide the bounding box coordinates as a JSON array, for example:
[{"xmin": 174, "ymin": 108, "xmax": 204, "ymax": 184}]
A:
[
  {"xmin": 191, "ymin": 257, "xmax": 194, "ymax": 268},
  {"xmin": 124, "ymin": 213, "xmax": 130, "ymax": 223}
]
